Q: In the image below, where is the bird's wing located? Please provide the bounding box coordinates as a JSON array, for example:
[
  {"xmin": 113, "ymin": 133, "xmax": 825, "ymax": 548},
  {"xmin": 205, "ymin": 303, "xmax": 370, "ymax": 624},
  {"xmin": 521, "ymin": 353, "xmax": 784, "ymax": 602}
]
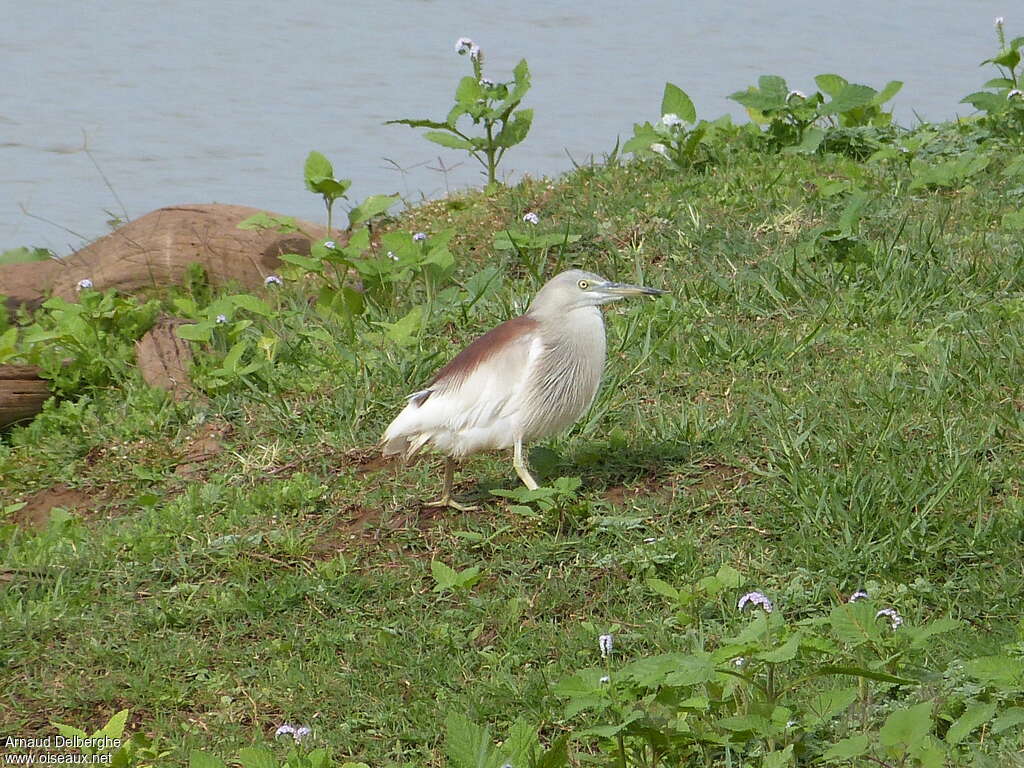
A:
[{"xmin": 382, "ymin": 315, "xmax": 542, "ymax": 457}]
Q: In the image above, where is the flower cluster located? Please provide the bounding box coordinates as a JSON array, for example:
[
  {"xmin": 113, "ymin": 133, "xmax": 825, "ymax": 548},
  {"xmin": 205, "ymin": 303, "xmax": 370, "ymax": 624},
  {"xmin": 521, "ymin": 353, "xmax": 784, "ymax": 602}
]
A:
[
  {"xmin": 738, "ymin": 591, "xmax": 773, "ymax": 613},
  {"xmin": 876, "ymin": 607, "xmax": 904, "ymax": 630},
  {"xmin": 522, "ymin": 212, "xmax": 539, "ymax": 225},
  {"xmin": 599, "ymin": 634, "xmax": 614, "ymax": 658},
  {"xmin": 76, "ymin": 278, "xmax": 94, "ymax": 291},
  {"xmin": 275, "ymin": 724, "xmax": 311, "ymax": 743},
  {"xmin": 264, "ymin": 275, "xmax": 283, "ymax": 286}
]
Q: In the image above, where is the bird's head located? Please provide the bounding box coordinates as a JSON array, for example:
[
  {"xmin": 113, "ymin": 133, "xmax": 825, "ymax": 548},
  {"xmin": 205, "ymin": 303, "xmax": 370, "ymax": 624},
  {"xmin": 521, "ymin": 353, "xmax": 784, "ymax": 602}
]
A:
[{"xmin": 529, "ymin": 269, "xmax": 667, "ymax": 315}]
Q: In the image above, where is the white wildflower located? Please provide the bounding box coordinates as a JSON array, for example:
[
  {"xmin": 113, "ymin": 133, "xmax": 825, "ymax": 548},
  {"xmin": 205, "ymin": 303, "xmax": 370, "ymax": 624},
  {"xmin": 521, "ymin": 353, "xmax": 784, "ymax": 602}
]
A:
[
  {"xmin": 599, "ymin": 675, "xmax": 610, "ymax": 684},
  {"xmin": 215, "ymin": 314, "xmax": 227, "ymax": 324},
  {"xmin": 264, "ymin": 275, "xmax": 283, "ymax": 286},
  {"xmin": 76, "ymin": 278, "xmax": 94, "ymax": 291},
  {"xmin": 1008, "ymin": 89, "xmax": 1024, "ymax": 100},
  {"xmin": 455, "ymin": 37, "xmax": 474, "ymax": 55},
  {"xmin": 387, "ymin": 250, "xmax": 399, "ymax": 261},
  {"xmin": 599, "ymin": 634, "xmax": 614, "ymax": 658},
  {"xmin": 412, "ymin": 232, "xmax": 427, "ymax": 242},
  {"xmin": 324, "ymin": 240, "xmax": 336, "ymax": 249},
  {"xmin": 848, "ymin": 590, "xmax": 869, "ymax": 602},
  {"xmin": 738, "ymin": 591, "xmax": 773, "ymax": 613},
  {"xmin": 470, "ymin": 44, "xmax": 481, "ymax": 60},
  {"xmin": 661, "ymin": 113, "xmax": 684, "ymax": 128},
  {"xmin": 522, "ymin": 212, "xmax": 539, "ymax": 225},
  {"xmin": 876, "ymin": 607, "xmax": 904, "ymax": 630},
  {"xmin": 996, "ymin": 16, "xmax": 1005, "ymax": 27},
  {"xmin": 294, "ymin": 726, "xmax": 312, "ymax": 742},
  {"xmin": 479, "ymin": 77, "xmax": 495, "ymax": 88},
  {"xmin": 733, "ymin": 656, "xmax": 746, "ymax": 667},
  {"xmin": 787, "ymin": 90, "xmax": 807, "ymax": 101},
  {"xmin": 275, "ymin": 725, "xmax": 296, "ymax": 738}
]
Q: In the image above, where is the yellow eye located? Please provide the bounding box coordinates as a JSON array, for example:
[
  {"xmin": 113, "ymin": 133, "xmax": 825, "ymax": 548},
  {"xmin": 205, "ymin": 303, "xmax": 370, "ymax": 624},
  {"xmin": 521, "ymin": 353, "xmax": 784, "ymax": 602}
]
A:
[{"xmin": 578, "ymin": 279, "xmax": 589, "ymax": 290}]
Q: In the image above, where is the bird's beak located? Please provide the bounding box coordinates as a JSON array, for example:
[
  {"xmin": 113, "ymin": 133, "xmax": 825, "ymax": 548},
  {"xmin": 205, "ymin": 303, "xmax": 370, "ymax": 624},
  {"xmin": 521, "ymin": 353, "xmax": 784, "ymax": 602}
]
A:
[{"xmin": 600, "ymin": 281, "xmax": 668, "ymax": 298}]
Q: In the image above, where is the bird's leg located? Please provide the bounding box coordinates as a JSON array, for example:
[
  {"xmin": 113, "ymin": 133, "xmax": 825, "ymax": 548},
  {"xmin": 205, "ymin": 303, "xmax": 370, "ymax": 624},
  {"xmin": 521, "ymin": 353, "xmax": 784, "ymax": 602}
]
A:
[
  {"xmin": 513, "ymin": 439, "xmax": 540, "ymax": 490},
  {"xmin": 425, "ymin": 457, "xmax": 478, "ymax": 511}
]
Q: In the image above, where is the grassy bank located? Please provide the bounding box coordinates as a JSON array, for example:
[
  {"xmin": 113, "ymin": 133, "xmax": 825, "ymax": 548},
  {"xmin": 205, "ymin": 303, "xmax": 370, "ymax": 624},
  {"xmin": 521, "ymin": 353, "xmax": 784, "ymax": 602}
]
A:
[{"xmin": 4, "ymin": 106, "xmax": 1024, "ymax": 764}]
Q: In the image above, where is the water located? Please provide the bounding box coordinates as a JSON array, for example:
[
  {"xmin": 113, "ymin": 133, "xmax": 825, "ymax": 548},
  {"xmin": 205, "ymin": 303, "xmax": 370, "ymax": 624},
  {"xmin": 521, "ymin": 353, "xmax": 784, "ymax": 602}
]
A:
[{"xmin": 2, "ymin": 0, "xmax": 1010, "ymax": 253}]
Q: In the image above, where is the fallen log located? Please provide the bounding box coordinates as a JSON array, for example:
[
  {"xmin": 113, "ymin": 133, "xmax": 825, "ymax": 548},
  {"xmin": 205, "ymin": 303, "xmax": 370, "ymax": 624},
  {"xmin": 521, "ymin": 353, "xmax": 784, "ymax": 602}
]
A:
[{"xmin": 0, "ymin": 364, "xmax": 52, "ymax": 428}]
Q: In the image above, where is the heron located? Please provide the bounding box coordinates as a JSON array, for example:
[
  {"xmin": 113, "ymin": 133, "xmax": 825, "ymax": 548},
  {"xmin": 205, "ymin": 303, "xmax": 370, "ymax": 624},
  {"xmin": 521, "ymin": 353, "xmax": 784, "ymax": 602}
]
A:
[{"xmin": 381, "ymin": 269, "xmax": 667, "ymax": 509}]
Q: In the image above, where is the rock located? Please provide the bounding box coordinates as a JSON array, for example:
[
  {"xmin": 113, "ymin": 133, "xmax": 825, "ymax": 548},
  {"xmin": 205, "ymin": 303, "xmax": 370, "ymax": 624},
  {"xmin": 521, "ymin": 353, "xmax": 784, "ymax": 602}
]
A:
[{"xmin": 2, "ymin": 203, "xmax": 327, "ymax": 314}]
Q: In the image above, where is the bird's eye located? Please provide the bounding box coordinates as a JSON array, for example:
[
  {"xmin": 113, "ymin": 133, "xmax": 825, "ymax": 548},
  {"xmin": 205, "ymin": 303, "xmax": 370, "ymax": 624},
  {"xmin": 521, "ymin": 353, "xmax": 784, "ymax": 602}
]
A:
[{"xmin": 577, "ymin": 279, "xmax": 589, "ymax": 290}]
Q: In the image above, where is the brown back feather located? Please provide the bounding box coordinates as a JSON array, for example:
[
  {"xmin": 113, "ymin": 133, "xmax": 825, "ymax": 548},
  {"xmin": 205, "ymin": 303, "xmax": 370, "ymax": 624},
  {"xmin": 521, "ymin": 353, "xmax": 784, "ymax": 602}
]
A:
[{"xmin": 425, "ymin": 314, "xmax": 540, "ymax": 396}]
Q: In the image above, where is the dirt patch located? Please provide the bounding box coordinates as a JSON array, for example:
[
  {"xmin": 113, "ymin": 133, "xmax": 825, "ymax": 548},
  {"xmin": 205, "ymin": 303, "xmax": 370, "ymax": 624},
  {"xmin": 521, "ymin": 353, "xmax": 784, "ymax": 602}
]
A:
[
  {"xmin": 175, "ymin": 420, "xmax": 231, "ymax": 478},
  {"xmin": 8, "ymin": 485, "xmax": 97, "ymax": 531}
]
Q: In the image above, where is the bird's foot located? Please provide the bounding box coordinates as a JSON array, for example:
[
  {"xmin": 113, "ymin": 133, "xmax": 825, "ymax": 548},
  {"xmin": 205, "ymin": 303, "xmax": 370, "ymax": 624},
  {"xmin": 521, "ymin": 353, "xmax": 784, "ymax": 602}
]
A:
[{"xmin": 424, "ymin": 495, "xmax": 479, "ymax": 512}]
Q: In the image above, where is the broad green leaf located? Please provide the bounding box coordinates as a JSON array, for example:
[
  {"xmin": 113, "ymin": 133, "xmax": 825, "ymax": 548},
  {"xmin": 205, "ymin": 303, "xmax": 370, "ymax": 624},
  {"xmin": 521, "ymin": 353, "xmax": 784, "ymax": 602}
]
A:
[
  {"xmin": 946, "ymin": 701, "xmax": 996, "ymax": 745},
  {"xmin": 497, "ymin": 719, "xmax": 539, "ymax": 768},
  {"xmin": 661, "ymin": 82, "xmax": 696, "ymax": 123},
  {"xmin": 375, "ymin": 305, "xmax": 423, "ymax": 347},
  {"xmin": 620, "ymin": 653, "xmax": 689, "ymax": 687},
  {"xmin": 280, "ymin": 253, "xmax": 322, "ymax": 271},
  {"xmin": 662, "ymin": 653, "xmax": 715, "ymax": 686},
  {"xmin": 455, "ymin": 75, "xmax": 484, "ymax": 106},
  {"xmin": 236, "ymin": 747, "xmax": 275, "ymax": 768},
  {"xmin": 823, "ymin": 734, "xmax": 870, "ymax": 761},
  {"xmin": 762, "ymin": 745, "xmax": 794, "ymax": 768},
  {"xmin": 534, "ymin": 734, "xmax": 569, "ymax": 768},
  {"xmin": 879, "ymin": 702, "xmax": 932, "ymax": 748},
  {"xmin": 803, "ymin": 686, "xmax": 858, "ymax": 727},
  {"xmin": 445, "ymin": 711, "xmax": 493, "ymax": 768},
  {"xmin": 221, "ymin": 340, "xmax": 248, "ymax": 374},
  {"xmin": 349, "ymin": 193, "xmax": 399, "ymax": 226},
  {"xmin": 189, "ymin": 753, "xmax": 228, "ymax": 768},
  {"xmin": 304, "ymin": 150, "xmax": 333, "ymax": 184},
  {"xmin": 176, "ymin": 323, "xmax": 212, "ymax": 342},
  {"xmin": 229, "ymin": 294, "xmax": 272, "ymax": 316},
  {"xmin": 494, "ymin": 109, "xmax": 533, "ymax": 148},
  {"xmin": 715, "ymin": 563, "xmax": 743, "ymax": 588},
  {"xmin": 424, "ymin": 131, "xmax": 474, "ymax": 150},
  {"xmin": 872, "ymin": 79, "xmax": 903, "ymax": 105},
  {"xmin": 829, "ymin": 600, "xmax": 881, "ymax": 646},
  {"xmin": 756, "ymin": 633, "xmax": 801, "ymax": 663},
  {"xmin": 94, "ymin": 709, "xmax": 129, "ymax": 740},
  {"xmin": 907, "ymin": 617, "xmax": 959, "ymax": 648},
  {"xmin": 783, "ymin": 126, "xmax": 825, "ymax": 154},
  {"xmin": 822, "ymin": 84, "xmax": 877, "ymax": 115},
  {"xmin": 645, "ymin": 577, "xmax": 680, "ymax": 600},
  {"xmin": 431, "ymin": 560, "xmax": 459, "ymax": 589},
  {"xmin": 992, "ymin": 707, "xmax": 1024, "ymax": 734},
  {"xmin": 815, "ymin": 73, "xmax": 848, "ymax": 97},
  {"xmin": 961, "ymin": 91, "xmax": 1006, "ymax": 113},
  {"xmin": 715, "ymin": 714, "xmax": 774, "ymax": 736}
]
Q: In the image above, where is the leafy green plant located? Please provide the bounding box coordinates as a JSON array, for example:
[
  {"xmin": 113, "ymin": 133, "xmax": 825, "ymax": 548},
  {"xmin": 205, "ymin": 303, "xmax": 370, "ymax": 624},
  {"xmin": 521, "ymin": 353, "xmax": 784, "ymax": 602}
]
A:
[
  {"xmin": 388, "ymin": 38, "xmax": 532, "ymax": 188},
  {"xmin": 430, "ymin": 560, "xmax": 482, "ymax": 594},
  {"xmin": 554, "ymin": 569, "xmax": 1016, "ymax": 767},
  {"xmin": 623, "ymin": 83, "xmax": 718, "ymax": 169},
  {"xmin": 730, "ymin": 74, "xmax": 902, "ymax": 153},
  {"xmin": 961, "ymin": 18, "xmax": 1024, "ymax": 136},
  {"xmin": 443, "ymin": 712, "xmax": 568, "ymax": 768},
  {"xmin": 51, "ymin": 709, "xmax": 172, "ymax": 767},
  {"xmin": 173, "ymin": 293, "xmax": 281, "ymax": 392},
  {"xmin": 18, "ymin": 288, "xmax": 160, "ymax": 395}
]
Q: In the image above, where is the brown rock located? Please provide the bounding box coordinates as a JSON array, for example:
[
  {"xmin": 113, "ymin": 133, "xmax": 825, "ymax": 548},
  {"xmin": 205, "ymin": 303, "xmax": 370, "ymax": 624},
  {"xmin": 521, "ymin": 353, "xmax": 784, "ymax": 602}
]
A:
[
  {"xmin": 134, "ymin": 315, "xmax": 203, "ymax": 403},
  {"xmin": 2, "ymin": 203, "xmax": 327, "ymax": 313}
]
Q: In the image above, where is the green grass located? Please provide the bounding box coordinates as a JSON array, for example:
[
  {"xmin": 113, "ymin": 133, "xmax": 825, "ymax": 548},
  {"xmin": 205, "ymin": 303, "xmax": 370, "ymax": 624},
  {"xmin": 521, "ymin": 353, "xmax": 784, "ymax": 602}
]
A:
[{"xmin": 3, "ymin": 118, "xmax": 1024, "ymax": 765}]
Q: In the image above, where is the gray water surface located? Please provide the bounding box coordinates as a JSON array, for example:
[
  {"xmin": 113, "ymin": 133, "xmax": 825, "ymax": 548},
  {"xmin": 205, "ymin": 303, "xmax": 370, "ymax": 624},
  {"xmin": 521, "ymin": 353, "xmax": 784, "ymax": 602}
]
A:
[{"xmin": 2, "ymin": 0, "xmax": 1010, "ymax": 252}]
